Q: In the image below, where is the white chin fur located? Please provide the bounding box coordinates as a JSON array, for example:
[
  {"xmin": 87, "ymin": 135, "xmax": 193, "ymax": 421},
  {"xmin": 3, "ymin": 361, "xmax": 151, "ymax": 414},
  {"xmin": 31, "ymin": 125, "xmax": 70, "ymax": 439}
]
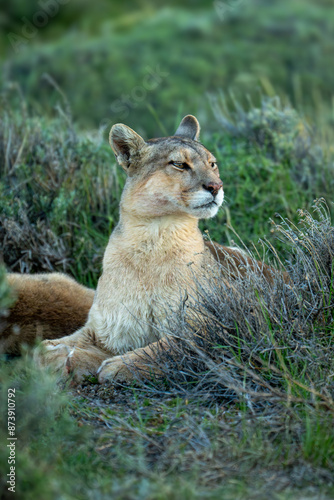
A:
[
  {"xmin": 194, "ymin": 203, "xmax": 219, "ymax": 219},
  {"xmin": 188, "ymin": 189, "xmax": 224, "ymax": 219}
]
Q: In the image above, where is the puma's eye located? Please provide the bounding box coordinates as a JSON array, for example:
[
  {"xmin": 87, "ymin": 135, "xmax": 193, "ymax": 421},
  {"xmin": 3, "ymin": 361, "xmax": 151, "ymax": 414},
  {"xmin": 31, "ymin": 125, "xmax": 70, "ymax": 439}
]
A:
[
  {"xmin": 211, "ymin": 162, "xmax": 218, "ymax": 169},
  {"xmin": 169, "ymin": 161, "xmax": 191, "ymax": 171}
]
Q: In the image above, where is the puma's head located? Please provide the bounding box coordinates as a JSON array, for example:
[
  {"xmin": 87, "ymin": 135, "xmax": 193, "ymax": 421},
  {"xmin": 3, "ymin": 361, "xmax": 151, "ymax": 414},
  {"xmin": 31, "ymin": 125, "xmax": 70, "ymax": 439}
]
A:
[{"xmin": 109, "ymin": 115, "xmax": 224, "ymax": 220}]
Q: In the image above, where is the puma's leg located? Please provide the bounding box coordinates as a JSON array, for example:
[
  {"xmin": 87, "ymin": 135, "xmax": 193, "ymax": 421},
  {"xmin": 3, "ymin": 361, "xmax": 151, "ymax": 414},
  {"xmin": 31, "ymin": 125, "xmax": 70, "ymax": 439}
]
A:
[
  {"xmin": 97, "ymin": 339, "xmax": 168, "ymax": 384},
  {"xmin": 35, "ymin": 327, "xmax": 113, "ymax": 381}
]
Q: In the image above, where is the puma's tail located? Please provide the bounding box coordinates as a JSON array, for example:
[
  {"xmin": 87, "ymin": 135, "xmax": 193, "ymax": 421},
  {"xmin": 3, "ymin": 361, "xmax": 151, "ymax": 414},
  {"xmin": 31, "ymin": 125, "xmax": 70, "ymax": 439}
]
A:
[{"xmin": 0, "ymin": 273, "xmax": 95, "ymax": 355}]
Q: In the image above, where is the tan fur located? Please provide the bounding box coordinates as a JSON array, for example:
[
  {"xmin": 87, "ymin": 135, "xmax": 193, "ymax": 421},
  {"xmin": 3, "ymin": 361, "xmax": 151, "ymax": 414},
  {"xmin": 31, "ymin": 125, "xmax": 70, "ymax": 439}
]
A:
[
  {"xmin": 1, "ymin": 273, "xmax": 94, "ymax": 354},
  {"xmin": 1, "ymin": 115, "xmax": 285, "ymax": 383}
]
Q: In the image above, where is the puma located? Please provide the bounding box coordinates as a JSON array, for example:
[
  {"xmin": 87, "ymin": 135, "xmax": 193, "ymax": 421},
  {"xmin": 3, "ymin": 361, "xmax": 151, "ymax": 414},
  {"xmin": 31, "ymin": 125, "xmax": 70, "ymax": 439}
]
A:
[{"xmin": 1, "ymin": 115, "xmax": 279, "ymax": 383}]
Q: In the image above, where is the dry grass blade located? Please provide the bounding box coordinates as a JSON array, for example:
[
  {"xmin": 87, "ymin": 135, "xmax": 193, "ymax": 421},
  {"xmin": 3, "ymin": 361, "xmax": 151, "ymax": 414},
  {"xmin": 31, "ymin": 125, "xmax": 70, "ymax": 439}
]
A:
[{"xmin": 130, "ymin": 200, "xmax": 334, "ymax": 415}]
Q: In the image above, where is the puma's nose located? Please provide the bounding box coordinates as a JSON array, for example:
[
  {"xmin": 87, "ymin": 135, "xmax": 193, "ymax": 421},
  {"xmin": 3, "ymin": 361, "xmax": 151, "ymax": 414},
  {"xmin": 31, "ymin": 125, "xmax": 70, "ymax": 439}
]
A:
[{"xmin": 203, "ymin": 181, "xmax": 223, "ymax": 197}]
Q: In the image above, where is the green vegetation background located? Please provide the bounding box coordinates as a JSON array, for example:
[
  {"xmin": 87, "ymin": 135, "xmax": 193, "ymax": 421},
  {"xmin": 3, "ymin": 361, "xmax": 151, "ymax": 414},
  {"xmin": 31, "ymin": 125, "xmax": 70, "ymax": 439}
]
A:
[{"xmin": 1, "ymin": 0, "xmax": 334, "ymax": 136}]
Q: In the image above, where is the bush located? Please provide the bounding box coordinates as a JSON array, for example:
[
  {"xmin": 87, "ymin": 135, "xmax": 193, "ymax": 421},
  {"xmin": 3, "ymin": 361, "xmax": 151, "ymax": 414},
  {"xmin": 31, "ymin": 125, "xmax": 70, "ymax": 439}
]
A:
[
  {"xmin": 138, "ymin": 200, "xmax": 334, "ymax": 412},
  {"xmin": 0, "ymin": 267, "xmax": 14, "ymax": 338},
  {"xmin": 0, "ymin": 355, "xmax": 93, "ymax": 499},
  {"xmin": 0, "ymin": 92, "xmax": 122, "ymax": 285}
]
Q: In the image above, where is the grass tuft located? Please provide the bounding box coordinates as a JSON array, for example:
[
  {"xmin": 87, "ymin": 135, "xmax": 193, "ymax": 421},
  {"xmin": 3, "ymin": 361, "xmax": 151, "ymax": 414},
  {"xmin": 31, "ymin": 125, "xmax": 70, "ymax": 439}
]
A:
[{"xmin": 135, "ymin": 200, "xmax": 334, "ymax": 413}]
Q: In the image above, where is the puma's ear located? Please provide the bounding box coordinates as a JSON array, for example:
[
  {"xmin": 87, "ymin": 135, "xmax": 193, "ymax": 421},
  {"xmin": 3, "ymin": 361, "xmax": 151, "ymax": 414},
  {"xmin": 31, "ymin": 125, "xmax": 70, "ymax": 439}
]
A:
[
  {"xmin": 109, "ymin": 124, "xmax": 146, "ymax": 170},
  {"xmin": 174, "ymin": 115, "xmax": 200, "ymax": 141}
]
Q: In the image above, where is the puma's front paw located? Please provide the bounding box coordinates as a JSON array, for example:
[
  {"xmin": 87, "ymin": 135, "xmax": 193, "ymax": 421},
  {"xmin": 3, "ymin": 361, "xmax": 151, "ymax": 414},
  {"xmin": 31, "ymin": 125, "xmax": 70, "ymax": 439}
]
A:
[
  {"xmin": 97, "ymin": 350, "xmax": 162, "ymax": 384},
  {"xmin": 34, "ymin": 340, "xmax": 73, "ymax": 378},
  {"xmin": 97, "ymin": 354, "xmax": 137, "ymax": 384},
  {"xmin": 34, "ymin": 340, "xmax": 105, "ymax": 383}
]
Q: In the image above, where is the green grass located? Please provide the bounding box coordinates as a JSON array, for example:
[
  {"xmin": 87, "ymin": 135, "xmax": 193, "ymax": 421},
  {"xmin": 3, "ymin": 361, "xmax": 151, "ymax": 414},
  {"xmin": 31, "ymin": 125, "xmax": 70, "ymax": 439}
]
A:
[
  {"xmin": 1, "ymin": 0, "xmax": 334, "ymax": 135},
  {"xmin": 1, "ymin": 356, "xmax": 334, "ymax": 499}
]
